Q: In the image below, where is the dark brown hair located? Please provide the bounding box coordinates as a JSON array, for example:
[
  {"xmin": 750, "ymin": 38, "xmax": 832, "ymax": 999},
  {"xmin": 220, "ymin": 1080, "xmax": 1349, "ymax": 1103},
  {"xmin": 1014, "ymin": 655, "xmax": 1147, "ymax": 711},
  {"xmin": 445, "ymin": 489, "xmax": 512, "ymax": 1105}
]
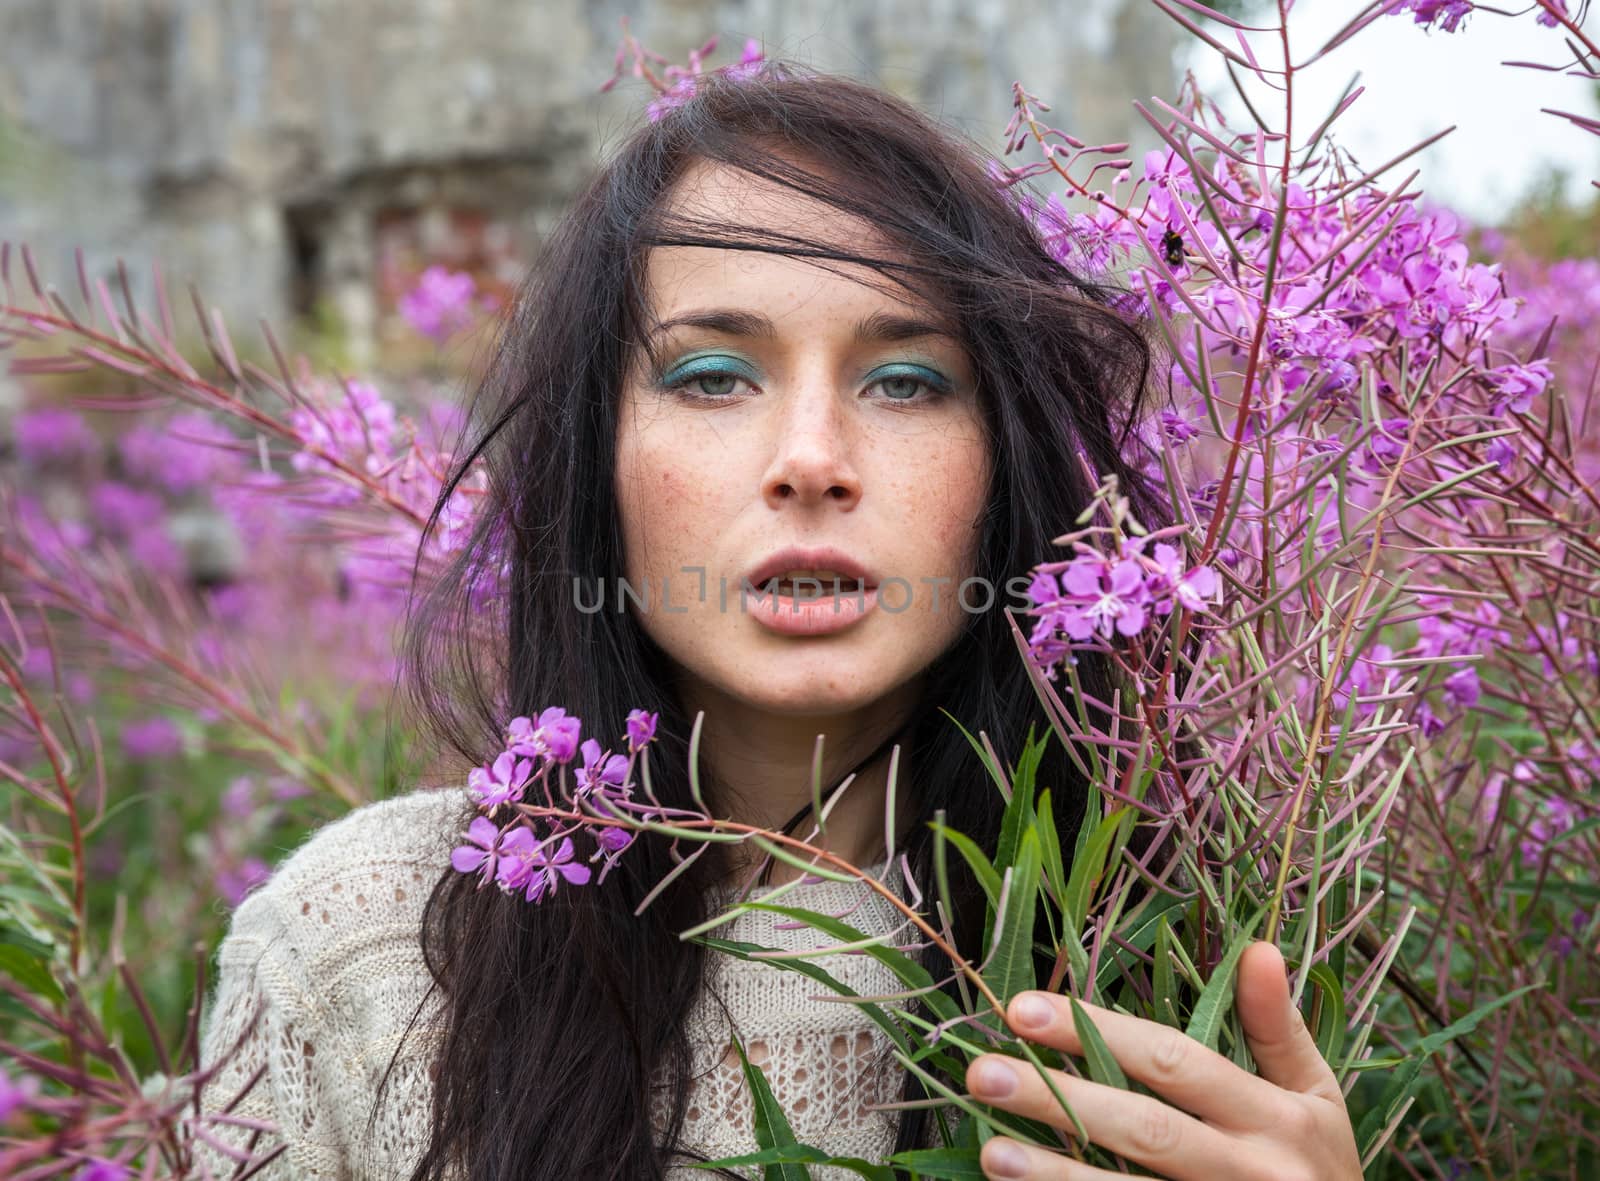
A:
[{"xmin": 382, "ymin": 59, "xmax": 1165, "ymax": 1181}]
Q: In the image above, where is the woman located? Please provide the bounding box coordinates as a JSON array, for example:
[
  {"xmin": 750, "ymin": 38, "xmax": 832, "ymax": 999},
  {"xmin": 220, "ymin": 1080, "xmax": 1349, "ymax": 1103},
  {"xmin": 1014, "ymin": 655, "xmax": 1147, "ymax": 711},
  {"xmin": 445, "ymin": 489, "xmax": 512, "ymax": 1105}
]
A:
[{"xmin": 192, "ymin": 59, "xmax": 1362, "ymax": 1181}]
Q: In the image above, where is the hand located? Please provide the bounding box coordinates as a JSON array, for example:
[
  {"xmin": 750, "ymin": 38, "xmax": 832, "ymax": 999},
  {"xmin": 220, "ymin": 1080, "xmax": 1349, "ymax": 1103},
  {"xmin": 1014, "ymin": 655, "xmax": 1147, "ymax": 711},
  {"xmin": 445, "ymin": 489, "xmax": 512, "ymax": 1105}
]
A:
[{"xmin": 962, "ymin": 941, "xmax": 1362, "ymax": 1180}]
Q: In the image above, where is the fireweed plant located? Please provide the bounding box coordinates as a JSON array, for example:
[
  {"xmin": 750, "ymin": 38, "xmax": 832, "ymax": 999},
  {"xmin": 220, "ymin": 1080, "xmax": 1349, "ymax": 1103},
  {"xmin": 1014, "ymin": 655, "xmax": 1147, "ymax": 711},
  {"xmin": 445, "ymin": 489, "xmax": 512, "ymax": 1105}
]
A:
[{"xmin": 1, "ymin": 2, "xmax": 1597, "ymax": 1176}]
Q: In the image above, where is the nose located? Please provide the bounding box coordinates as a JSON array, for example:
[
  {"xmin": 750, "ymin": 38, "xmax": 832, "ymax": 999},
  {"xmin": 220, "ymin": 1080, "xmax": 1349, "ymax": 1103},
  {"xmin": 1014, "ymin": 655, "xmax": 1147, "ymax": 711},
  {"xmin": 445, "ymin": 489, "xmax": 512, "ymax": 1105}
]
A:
[{"xmin": 760, "ymin": 378, "xmax": 863, "ymax": 510}]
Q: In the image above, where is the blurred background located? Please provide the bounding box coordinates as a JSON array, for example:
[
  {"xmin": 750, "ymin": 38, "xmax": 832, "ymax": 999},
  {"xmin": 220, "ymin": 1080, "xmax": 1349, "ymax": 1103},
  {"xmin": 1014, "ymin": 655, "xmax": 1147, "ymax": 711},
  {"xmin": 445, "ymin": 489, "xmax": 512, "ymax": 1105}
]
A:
[{"xmin": 2, "ymin": 1, "xmax": 1591, "ymax": 387}]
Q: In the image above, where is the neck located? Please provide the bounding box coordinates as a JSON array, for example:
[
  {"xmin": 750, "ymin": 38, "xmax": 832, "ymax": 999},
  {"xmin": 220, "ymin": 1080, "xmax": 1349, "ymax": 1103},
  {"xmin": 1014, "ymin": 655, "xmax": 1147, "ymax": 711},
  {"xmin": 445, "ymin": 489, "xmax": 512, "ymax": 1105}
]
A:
[{"xmin": 677, "ymin": 678, "xmax": 920, "ymax": 886}]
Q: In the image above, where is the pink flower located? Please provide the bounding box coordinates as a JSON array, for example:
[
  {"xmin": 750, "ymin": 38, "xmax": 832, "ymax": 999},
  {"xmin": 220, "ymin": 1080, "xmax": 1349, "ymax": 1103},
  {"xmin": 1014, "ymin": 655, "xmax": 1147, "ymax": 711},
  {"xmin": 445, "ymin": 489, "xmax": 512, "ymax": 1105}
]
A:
[
  {"xmin": 399, "ymin": 265, "xmax": 482, "ymax": 342},
  {"xmin": 122, "ymin": 716, "xmax": 183, "ymax": 762},
  {"xmin": 0, "ymin": 1066, "xmax": 41, "ymax": 1123},
  {"xmin": 1485, "ymin": 359, "xmax": 1553, "ymax": 416},
  {"xmin": 1149, "ymin": 543, "xmax": 1219, "ymax": 614},
  {"xmin": 13, "ymin": 407, "xmax": 99, "ymax": 465},
  {"xmin": 451, "ymin": 816, "xmax": 512, "ymax": 885},
  {"xmin": 574, "ymin": 738, "xmax": 629, "ymax": 798},
  {"xmin": 216, "ymin": 857, "xmax": 272, "ymax": 907},
  {"xmin": 506, "ymin": 706, "xmax": 582, "ymax": 763},
  {"xmin": 1442, "ymin": 666, "xmax": 1481, "ymax": 711},
  {"xmin": 467, "ymin": 750, "xmax": 535, "ymax": 808},
  {"xmin": 626, "ymin": 708, "xmax": 659, "ymax": 752},
  {"xmin": 74, "ymin": 1160, "xmax": 130, "ymax": 1181},
  {"xmin": 496, "ymin": 830, "xmax": 592, "ymax": 902}
]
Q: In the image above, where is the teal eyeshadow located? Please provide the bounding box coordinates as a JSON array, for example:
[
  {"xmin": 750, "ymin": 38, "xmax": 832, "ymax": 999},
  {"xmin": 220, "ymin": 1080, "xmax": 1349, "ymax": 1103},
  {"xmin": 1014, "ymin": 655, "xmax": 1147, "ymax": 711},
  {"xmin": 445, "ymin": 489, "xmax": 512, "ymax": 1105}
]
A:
[
  {"xmin": 659, "ymin": 353, "xmax": 760, "ymax": 386},
  {"xmin": 657, "ymin": 354, "xmax": 953, "ymax": 393}
]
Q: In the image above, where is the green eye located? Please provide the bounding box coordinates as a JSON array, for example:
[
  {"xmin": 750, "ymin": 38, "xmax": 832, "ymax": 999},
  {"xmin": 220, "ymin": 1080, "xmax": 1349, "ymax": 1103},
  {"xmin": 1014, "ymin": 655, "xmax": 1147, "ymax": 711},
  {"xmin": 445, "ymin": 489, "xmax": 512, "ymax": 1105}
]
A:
[
  {"xmin": 866, "ymin": 363, "xmax": 951, "ymax": 402},
  {"xmin": 657, "ymin": 354, "xmax": 759, "ymax": 399}
]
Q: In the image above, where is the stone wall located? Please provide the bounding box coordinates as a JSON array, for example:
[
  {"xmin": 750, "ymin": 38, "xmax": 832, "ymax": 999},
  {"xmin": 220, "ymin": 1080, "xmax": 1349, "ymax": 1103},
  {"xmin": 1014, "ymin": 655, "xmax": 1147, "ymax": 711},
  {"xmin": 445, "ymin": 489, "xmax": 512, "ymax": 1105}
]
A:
[{"xmin": 0, "ymin": 0, "xmax": 1178, "ymax": 373}]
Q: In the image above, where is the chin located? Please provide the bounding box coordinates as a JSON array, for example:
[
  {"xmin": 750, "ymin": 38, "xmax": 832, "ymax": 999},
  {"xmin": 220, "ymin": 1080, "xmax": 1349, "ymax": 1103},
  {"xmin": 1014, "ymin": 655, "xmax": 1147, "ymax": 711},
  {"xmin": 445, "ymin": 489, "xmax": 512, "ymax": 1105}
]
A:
[
  {"xmin": 738, "ymin": 677, "xmax": 892, "ymax": 718},
  {"xmin": 719, "ymin": 656, "xmax": 907, "ymax": 718}
]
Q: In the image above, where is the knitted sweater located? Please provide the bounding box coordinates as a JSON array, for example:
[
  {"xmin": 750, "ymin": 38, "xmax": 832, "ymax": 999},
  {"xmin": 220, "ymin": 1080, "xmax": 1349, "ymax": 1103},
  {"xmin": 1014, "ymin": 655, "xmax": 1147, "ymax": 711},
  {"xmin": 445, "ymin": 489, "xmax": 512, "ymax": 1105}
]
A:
[{"xmin": 190, "ymin": 785, "xmax": 932, "ymax": 1180}]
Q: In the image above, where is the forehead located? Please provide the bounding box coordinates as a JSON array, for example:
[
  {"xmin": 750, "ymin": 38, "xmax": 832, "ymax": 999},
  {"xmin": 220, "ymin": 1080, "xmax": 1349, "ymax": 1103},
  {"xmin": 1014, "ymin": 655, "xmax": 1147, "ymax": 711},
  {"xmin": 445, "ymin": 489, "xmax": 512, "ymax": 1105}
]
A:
[
  {"xmin": 662, "ymin": 156, "xmax": 888, "ymax": 249},
  {"xmin": 643, "ymin": 158, "xmax": 940, "ymax": 321}
]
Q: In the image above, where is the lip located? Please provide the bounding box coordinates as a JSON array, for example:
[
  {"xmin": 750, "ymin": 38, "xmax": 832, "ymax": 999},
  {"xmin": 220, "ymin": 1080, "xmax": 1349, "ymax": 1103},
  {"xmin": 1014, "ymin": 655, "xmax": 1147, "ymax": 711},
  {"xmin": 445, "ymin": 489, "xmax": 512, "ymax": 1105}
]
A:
[
  {"xmin": 742, "ymin": 545, "xmax": 881, "ymax": 638},
  {"xmin": 744, "ymin": 545, "xmax": 880, "ymax": 592}
]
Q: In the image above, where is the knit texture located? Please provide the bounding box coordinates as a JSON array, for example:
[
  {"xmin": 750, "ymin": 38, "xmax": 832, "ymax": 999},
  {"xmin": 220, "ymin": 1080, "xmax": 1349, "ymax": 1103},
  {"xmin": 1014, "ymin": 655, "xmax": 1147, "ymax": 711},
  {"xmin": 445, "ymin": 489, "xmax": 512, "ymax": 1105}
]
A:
[{"xmin": 189, "ymin": 785, "xmax": 936, "ymax": 1180}]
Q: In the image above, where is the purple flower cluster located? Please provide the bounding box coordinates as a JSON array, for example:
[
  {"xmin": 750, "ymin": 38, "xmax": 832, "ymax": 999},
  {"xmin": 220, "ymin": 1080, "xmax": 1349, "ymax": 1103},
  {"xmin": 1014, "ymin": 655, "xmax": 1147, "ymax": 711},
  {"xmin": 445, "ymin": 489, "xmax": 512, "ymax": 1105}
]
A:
[
  {"xmin": 120, "ymin": 716, "xmax": 184, "ymax": 762},
  {"xmin": 1025, "ymin": 531, "xmax": 1219, "ymax": 674},
  {"xmin": 12, "ymin": 406, "xmax": 99, "ymax": 465},
  {"xmin": 117, "ymin": 412, "xmax": 239, "ymax": 494},
  {"xmin": 453, "ymin": 707, "xmax": 662, "ymax": 902},
  {"xmin": 398, "ymin": 265, "xmax": 492, "ymax": 343},
  {"xmin": 1386, "ymin": 0, "xmax": 1475, "ymax": 33},
  {"xmin": 288, "ymin": 378, "xmax": 399, "ymax": 487},
  {"xmin": 1481, "ymin": 754, "xmax": 1599, "ymax": 868},
  {"xmin": 644, "ymin": 37, "xmax": 766, "ymax": 121}
]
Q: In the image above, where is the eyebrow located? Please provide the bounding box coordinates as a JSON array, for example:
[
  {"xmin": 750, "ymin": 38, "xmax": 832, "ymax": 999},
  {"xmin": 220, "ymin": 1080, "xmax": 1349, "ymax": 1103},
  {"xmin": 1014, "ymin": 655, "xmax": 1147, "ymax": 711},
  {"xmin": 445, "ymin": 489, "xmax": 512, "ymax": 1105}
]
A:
[{"xmin": 646, "ymin": 309, "xmax": 959, "ymax": 348}]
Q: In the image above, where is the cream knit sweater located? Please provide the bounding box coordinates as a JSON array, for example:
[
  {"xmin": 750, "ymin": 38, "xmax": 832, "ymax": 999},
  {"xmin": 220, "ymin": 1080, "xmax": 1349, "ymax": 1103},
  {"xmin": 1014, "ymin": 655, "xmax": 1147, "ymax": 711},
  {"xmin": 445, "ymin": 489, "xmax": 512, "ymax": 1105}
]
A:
[{"xmin": 190, "ymin": 785, "xmax": 935, "ymax": 1180}]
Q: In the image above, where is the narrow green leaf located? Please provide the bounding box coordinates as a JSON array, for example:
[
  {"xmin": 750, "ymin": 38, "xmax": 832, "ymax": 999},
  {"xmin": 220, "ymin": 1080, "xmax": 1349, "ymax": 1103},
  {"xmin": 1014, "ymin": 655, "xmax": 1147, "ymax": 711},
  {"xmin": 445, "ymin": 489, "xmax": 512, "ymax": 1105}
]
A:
[
  {"xmin": 937, "ymin": 708, "xmax": 1013, "ymax": 803},
  {"xmin": 739, "ymin": 903, "xmax": 961, "ymax": 1024},
  {"xmin": 1063, "ymin": 808, "xmax": 1125, "ymax": 937},
  {"xmin": 1152, "ymin": 918, "xmax": 1179, "ymax": 1028},
  {"xmin": 993, "ymin": 725, "xmax": 1044, "ymax": 875},
  {"xmin": 0, "ymin": 945, "xmax": 63, "ymax": 1007},
  {"xmin": 1304, "ymin": 962, "xmax": 1346, "ymax": 1067},
  {"xmin": 1034, "ymin": 788, "xmax": 1067, "ymax": 908},
  {"xmin": 1068, "ymin": 996, "xmax": 1128, "ymax": 1091},
  {"xmin": 727, "ymin": 1031, "xmax": 810, "ymax": 1180},
  {"xmin": 693, "ymin": 1143, "xmax": 894, "ymax": 1180},
  {"xmin": 1184, "ymin": 901, "xmax": 1269, "ymax": 1051},
  {"xmin": 926, "ymin": 820, "xmax": 1002, "ymax": 909},
  {"xmin": 886, "ymin": 1147, "xmax": 989, "ymax": 1179},
  {"xmin": 987, "ymin": 829, "xmax": 1043, "ymax": 1005}
]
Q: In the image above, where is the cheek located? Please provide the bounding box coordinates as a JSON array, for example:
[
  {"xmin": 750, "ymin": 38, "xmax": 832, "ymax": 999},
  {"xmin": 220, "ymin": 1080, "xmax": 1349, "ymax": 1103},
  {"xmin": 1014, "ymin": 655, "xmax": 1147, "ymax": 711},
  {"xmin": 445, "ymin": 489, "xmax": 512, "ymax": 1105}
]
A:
[
  {"xmin": 920, "ymin": 431, "xmax": 992, "ymax": 570},
  {"xmin": 616, "ymin": 432, "xmax": 717, "ymax": 576}
]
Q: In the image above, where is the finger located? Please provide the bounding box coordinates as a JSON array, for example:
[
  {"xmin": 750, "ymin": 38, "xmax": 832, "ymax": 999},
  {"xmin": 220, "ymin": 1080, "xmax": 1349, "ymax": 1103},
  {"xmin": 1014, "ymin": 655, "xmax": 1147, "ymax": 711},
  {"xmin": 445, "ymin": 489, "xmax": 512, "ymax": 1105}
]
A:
[
  {"xmin": 1002, "ymin": 990, "xmax": 1286, "ymax": 1129},
  {"xmin": 1235, "ymin": 942, "xmax": 1343, "ymax": 1103},
  {"xmin": 966, "ymin": 1053, "xmax": 1241, "ymax": 1179},
  {"xmin": 979, "ymin": 1135, "xmax": 1161, "ymax": 1181}
]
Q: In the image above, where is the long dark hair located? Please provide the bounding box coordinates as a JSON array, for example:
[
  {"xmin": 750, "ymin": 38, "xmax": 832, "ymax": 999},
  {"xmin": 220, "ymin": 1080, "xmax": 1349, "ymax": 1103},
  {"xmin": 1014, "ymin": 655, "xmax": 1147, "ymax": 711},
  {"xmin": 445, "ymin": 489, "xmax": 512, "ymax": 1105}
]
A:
[{"xmin": 382, "ymin": 60, "xmax": 1166, "ymax": 1181}]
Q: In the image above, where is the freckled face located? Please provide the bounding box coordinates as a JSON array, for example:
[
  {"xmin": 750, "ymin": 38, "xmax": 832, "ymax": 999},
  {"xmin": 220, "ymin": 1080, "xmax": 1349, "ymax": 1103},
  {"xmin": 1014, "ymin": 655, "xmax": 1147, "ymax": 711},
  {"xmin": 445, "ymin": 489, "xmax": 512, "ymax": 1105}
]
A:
[{"xmin": 613, "ymin": 159, "xmax": 993, "ymax": 720}]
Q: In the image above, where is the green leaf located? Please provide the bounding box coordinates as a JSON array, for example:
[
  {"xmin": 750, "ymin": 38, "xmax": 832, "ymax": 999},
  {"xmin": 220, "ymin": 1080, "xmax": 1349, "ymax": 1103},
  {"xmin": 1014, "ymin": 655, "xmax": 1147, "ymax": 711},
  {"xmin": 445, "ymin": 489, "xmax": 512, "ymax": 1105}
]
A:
[
  {"xmin": 1153, "ymin": 918, "xmax": 1180, "ymax": 1028},
  {"xmin": 692, "ymin": 1143, "xmax": 893, "ymax": 1180},
  {"xmin": 1184, "ymin": 900, "xmax": 1269, "ymax": 1052},
  {"xmin": 0, "ymin": 944, "xmax": 64, "ymax": 1007},
  {"xmin": 994, "ymin": 727, "xmax": 1047, "ymax": 877},
  {"xmin": 1033, "ymin": 787, "xmax": 1067, "ymax": 908},
  {"xmin": 986, "ymin": 829, "xmax": 1043, "ymax": 1006},
  {"xmin": 925, "ymin": 820, "xmax": 1002, "ymax": 910},
  {"xmin": 727, "ymin": 1031, "xmax": 811, "ymax": 1180},
  {"xmin": 1069, "ymin": 996, "xmax": 1128, "ymax": 1091},
  {"xmin": 1093, "ymin": 896, "xmax": 1188, "ymax": 999},
  {"xmin": 885, "ymin": 1147, "xmax": 989, "ymax": 1179},
  {"xmin": 1304, "ymin": 962, "xmax": 1346, "ymax": 1067},
  {"xmin": 698, "ymin": 935, "xmax": 912, "ymax": 1059},
  {"xmin": 937, "ymin": 709, "xmax": 1013, "ymax": 803},
  {"xmin": 1063, "ymin": 808, "xmax": 1126, "ymax": 939},
  {"xmin": 737, "ymin": 903, "xmax": 961, "ymax": 1025}
]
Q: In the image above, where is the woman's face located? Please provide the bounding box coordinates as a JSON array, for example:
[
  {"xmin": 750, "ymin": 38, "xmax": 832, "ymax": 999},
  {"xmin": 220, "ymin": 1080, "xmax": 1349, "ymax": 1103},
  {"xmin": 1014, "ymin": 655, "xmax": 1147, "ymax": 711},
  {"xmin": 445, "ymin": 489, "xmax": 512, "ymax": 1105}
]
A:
[{"xmin": 613, "ymin": 158, "xmax": 993, "ymax": 729}]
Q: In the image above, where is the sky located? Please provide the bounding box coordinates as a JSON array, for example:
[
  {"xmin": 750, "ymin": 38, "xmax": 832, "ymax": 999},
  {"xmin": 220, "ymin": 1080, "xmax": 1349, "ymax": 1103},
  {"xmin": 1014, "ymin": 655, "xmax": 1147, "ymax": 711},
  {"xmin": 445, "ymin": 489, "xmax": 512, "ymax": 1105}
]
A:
[{"xmin": 1180, "ymin": 4, "xmax": 1599, "ymax": 223}]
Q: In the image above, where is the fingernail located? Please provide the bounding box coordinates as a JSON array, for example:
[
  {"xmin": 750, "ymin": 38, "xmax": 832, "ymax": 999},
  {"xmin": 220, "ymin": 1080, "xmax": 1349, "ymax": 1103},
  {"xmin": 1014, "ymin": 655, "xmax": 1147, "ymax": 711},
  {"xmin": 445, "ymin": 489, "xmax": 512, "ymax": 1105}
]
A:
[
  {"xmin": 987, "ymin": 1139, "xmax": 1028, "ymax": 1178},
  {"xmin": 1012, "ymin": 993, "xmax": 1053, "ymax": 1030},
  {"xmin": 970, "ymin": 1057, "xmax": 1017, "ymax": 1098}
]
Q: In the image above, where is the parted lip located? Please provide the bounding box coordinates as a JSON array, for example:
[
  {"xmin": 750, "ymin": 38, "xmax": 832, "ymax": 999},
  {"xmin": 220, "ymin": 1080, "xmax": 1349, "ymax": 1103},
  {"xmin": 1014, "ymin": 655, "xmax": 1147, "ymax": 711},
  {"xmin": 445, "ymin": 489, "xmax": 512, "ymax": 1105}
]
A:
[{"xmin": 745, "ymin": 546, "xmax": 879, "ymax": 591}]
